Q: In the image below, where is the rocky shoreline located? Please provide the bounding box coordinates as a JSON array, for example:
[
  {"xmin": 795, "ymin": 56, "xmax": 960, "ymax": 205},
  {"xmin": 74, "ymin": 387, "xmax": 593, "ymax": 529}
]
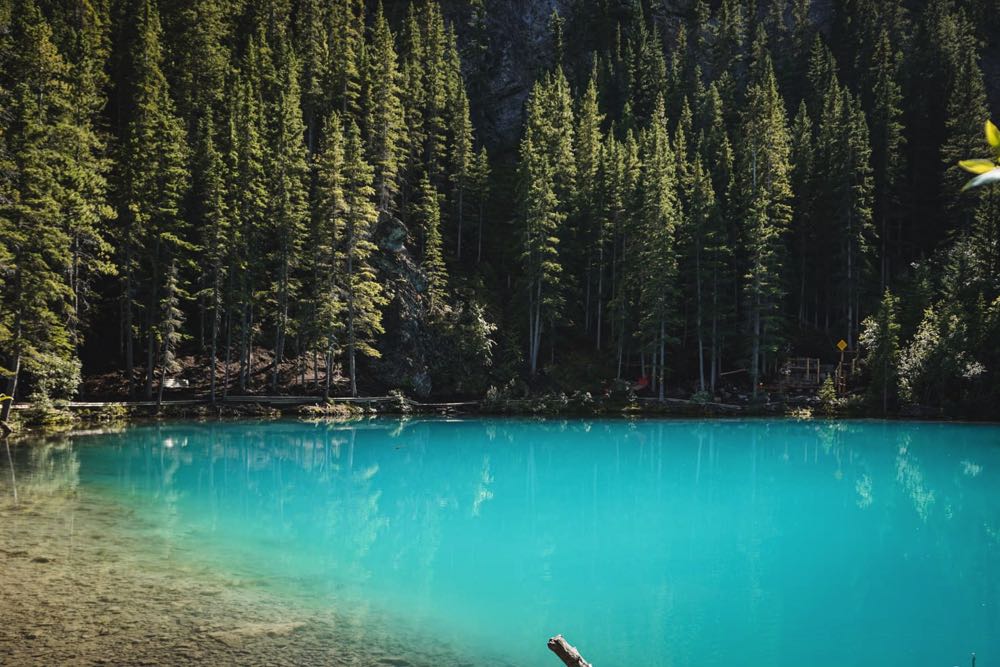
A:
[{"xmin": 0, "ymin": 450, "xmax": 491, "ymax": 667}]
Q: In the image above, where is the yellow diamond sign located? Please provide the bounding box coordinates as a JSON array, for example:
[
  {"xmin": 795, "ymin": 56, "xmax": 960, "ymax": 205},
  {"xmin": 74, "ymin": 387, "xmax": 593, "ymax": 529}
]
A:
[{"xmin": 837, "ymin": 339, "xmax": 848, "ymax": 352}]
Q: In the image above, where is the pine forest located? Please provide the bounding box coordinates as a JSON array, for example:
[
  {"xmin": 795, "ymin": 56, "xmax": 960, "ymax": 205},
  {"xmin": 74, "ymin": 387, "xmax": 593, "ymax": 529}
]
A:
[{"xmin": 2, "ymin": 0, "xmax": 1000, "ymax": 419}]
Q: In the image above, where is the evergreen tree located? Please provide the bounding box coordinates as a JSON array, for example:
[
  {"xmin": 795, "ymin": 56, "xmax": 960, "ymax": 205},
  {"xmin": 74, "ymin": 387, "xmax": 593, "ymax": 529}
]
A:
[
  {"xmin": 805, "ymin": 35, "xmax": 837, "ymax": 121},
  {"xmin": 787, "ymin": 0, "xmax": 814, "ymax": 107},
  {"xmin": 172, "ymin": 0, "xmax": 228, "ymax": 132},
  {"xmin": 231, "ymin": 65, "xmax": 269, "ymax": 392},
  {"xmin": 868, "ymin": 28, "xmax": 905, "ymax": 288},
  {"xmin": 596, "ymin": 131, "xmax": 626, "ymax": 352},
  {"xmin": 329, "ymin": 0, "xmax": 363, "ymax": 117},
  {"xmin": 312, "ymin": 110, "xmax": 346, "ymax": 398},
  {"xmin": 338, "ymin": 118, "xmax": 385, "ymax": 397},
  {"xmin": 415, "ymin": 173, "xmax": 448, "ymax": 311},
  {"xmin": 687, "ymin": 156, "xmax": 719, "ymax": 393},
  {"xmin": 193, "ymin": 110, "xmax": 229, "ymax": 402},
  {"xmin": 631, "ymin": 13, "xmax": 667, "ymax": 124},
  {"xmin": 860, "ymin": 288, "xmax": 900, "ymax": 413},
  {"xmin": 419, "ymin": 3, "xmax": 449, "ymax": 182},
  {"xmin": 56, "ymin": 0, "xmax": 114, "ymax": 344},
  {"xmin": 264, "ymin": 43, "xmax": 309, "ymax": 391},
  {"xmin": 636, "ymin": 96, "xmax": 679, "ymax": 399},
  {"xmin": 738, "ymin": 43, "xmax": 793, "ymax": 395},
  {"xmin": 364, "ymin": 1, "xmax": 404, "ymax": 217},
  {"xmin": 519, "ymin": 94, "xmax": 564, "ymax": 375},
  {"xmin": 940, "ymin": 39, "xmax": 990, "ymax": 229},
  {"xmin": 574, "ymin": 67, "xmax": 604, "ymax": 334},
  {"xmin": 714, "ymin": 0, "xmax": 747, "ymax": 88},
  {"xmin": 399, "ymin": 3, "xmax": 425, "ymax": 205},
  {"xmin": 155, "ymin": 257, "xmax": 185, "ymax": 406},
  {"xmin": 449, "ymin": 83, "xmax": 474, "ymax": 260},
  {"xmin": 295, "ymin": 0, "xmax": 329, "ymax": 152},
  {"xmin": 697, "ymin": 85, "xmax": 736, "ymax": 390},
  {"xmin": 789, "ymin": 101, "xmax": 816, "ymax": 326},
  {"xmin": 608, "ymin": 129, "xmax": 642, "ymax": 378},
  {"xmin": 117, "ymin": 0, "xmax": 190, "ymax": 399},
  {"xmin": 815, "ymin": 82, "xmax": 874, "ymax": 346},
  {"xmin": 471, "ymin": 146, "xmax": 490, "ymax": 264},
  {"xmin": 0, "ymin": 0, "xmax": 79, "ymax": 419}
]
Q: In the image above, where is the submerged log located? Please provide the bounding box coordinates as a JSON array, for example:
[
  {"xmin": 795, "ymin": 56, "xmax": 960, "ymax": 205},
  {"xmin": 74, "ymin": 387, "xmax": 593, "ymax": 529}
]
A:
[{"xmin": 547, "ymin": 635, "xmax": 592, "ymax": 667}]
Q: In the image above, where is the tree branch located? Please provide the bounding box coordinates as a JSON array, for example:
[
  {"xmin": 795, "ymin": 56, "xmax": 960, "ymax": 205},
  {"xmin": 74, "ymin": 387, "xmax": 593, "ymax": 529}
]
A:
[{"xmin": 547, "ymin": 635, "xmax": 592, "ymax": 667}]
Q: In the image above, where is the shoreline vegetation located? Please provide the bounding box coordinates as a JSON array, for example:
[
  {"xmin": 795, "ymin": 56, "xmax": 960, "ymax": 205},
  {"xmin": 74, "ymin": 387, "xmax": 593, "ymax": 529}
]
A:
[{"xmin": 0, "ymin": 386, "xmax": 975, "ymax": 438}]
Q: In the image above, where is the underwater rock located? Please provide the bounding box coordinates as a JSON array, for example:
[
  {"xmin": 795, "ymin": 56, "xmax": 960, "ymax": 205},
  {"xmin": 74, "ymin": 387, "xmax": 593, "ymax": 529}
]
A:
[{"xmin": 207, "ymin": 622, "xmax": 307, "ymax": 649}]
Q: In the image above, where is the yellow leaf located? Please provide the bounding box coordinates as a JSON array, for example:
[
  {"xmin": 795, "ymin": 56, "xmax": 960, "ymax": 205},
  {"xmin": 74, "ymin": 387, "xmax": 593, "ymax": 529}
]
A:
[
  {"xmin": 986, "ymin": 120, "xmax": 1000, "ymax": 149},
  {"xmin": 959, "ymin": 159, "xmax": 997, "ymax": 174}
]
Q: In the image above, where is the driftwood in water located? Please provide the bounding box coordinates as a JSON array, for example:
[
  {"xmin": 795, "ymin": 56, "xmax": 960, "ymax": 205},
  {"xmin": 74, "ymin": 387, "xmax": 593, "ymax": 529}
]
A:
[
  {"xmin": 0, "ymin": 420, "xmax": 10, "ymax": 437},
  {"xmin": 547, "ymin": 635, "xmax": 592, "ymax": 667}
]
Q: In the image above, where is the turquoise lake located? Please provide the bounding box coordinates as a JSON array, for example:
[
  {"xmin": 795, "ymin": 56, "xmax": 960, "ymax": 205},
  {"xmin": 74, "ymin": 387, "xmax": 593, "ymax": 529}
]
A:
[{"xmin": 4, "ymin": 418, "xmax": 1000, "ymax": 665}]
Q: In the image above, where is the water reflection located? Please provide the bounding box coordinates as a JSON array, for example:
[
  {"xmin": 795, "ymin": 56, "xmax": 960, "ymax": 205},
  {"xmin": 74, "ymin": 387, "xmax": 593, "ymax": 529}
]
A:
[
  {"xmin": 4, "ymin": 418, "xmax": 1000, "ymax": 667},
  {"xmin": 1, "ymin": 436, "xmax": 80, "ymax": 506}
]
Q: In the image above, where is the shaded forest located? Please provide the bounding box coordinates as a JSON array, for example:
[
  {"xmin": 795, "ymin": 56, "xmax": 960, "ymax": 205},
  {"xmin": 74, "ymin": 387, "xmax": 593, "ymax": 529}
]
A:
[{"xmin": 1, "ymin": 0, "xmax": 999, "ymax": 417}]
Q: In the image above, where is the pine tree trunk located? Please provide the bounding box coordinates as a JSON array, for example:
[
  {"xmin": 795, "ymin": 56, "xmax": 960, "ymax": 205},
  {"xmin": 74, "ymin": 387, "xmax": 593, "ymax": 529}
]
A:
[
  {"xmin": 799, "ymin": 253, "xmax": 806, "ymax": 324},
  {"xmin": 324, "ymin": 345, "xmax": 333, "ymax": 400},
  {"xmin": 124, "ymin": 245, "xmax": 135, "ymax": 399},
  {"xmin": 882, "ymin": 358, "xmax": 889, "ymax": 415},
  {"xmin": 223, "ymin": 308, "xmax": 232, "ymax": 399},
  {"xmin": 246, "ymin": 302, "xmax": 256, "ymax": 392},
  {"xmin": 210, "ymin": 272, "xmax": 220, "ymax": 404},
  {"xmin": 477, "ymin": 203, "xmax": 483, "ymax": 263},
  {"xmin": 145, "ymin": 242, "xmax": 161, "ymax": 400},
  {"xmin": 659, "ymin": 318, "xmax": 665, "ymax": 401},
  {"xmin": 1, "ymin": 329, "xmax": 21, "ymax": 424},
  {"xmin": 847, "ymin": 225, "xmax": 854, "ymax": 348},
  {"xmin": 696, "ymin": 244, "xmax": 705, "ymax": 393},
  {"xmin": 456, "ymin": 187, "xmax": 463, "ymax": 260},
  {"xmin": 616, "ymin": 332, "xmax": 624, "ymax": 380},
  {"xmin": 549, "ymin": 317, "xmax": 555, "ymax": 365},
  {"xmin": 348, "ymin": 247, "xmax": 357, "ymax": 397},
  {"xmin": 157, "ymin": 337, "xmax": 168, "ymax": 408},
  {"xmin": 596, "ymin": 242, "xmax": 604, "ymax": 350},
  {"xmin": 710, "ymin": 268, "xmax": 719, "ymax": 393},
  {"xmin": 751, "ymin": 293, "xmax": 761, "ymax": 397},
  {"xmin": 529, "ymin": 279, "xmax": 542, "ymax": 375},
  {"xmin": 273, "ymin": 257, "xmax": 289, "ymax": 392},
  {"xmin": 238, "ymin": 301, "xmax": 249, "ymax": 393}
]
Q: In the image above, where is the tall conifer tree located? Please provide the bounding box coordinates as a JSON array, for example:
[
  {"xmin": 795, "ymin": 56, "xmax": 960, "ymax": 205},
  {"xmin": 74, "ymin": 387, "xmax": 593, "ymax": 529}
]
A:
[
  {"xmin": 738, "ymin": 40, "xmax": 793, "ymax": 394},
  {"xmin": 117, "ymin": 0, "xmax": 190, "ymax": 399}
]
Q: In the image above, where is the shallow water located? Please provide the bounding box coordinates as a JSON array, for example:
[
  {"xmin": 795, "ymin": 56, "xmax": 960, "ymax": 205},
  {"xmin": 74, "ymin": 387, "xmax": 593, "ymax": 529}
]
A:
[{"xmin": 3, "ymin": 418, "xmax": 999, "ymax": 666}]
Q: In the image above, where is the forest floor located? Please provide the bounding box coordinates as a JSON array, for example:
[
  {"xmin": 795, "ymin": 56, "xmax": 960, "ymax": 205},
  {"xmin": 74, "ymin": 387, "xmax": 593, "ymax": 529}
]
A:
[
  {"xmin": 0, "ymin": 473, "xmax": 491, "ymax": 667},
  {"xmin": 80, "ymin": 347, "xmax": 350, "ymax": 401}
]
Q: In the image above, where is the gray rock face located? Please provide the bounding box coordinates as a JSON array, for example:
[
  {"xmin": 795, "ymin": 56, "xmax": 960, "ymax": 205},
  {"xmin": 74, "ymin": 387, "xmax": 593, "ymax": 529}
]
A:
[
  {"xmin": 373, "ymin": 215, "xmax": 434, "ymax": 397},
  {"xmin": 470, "ymin": 0, "xmax": 561, "ymax": 147},
  {"xmin": 442, "ymin": 0, "xmax": 692, "ymax": 148}
]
